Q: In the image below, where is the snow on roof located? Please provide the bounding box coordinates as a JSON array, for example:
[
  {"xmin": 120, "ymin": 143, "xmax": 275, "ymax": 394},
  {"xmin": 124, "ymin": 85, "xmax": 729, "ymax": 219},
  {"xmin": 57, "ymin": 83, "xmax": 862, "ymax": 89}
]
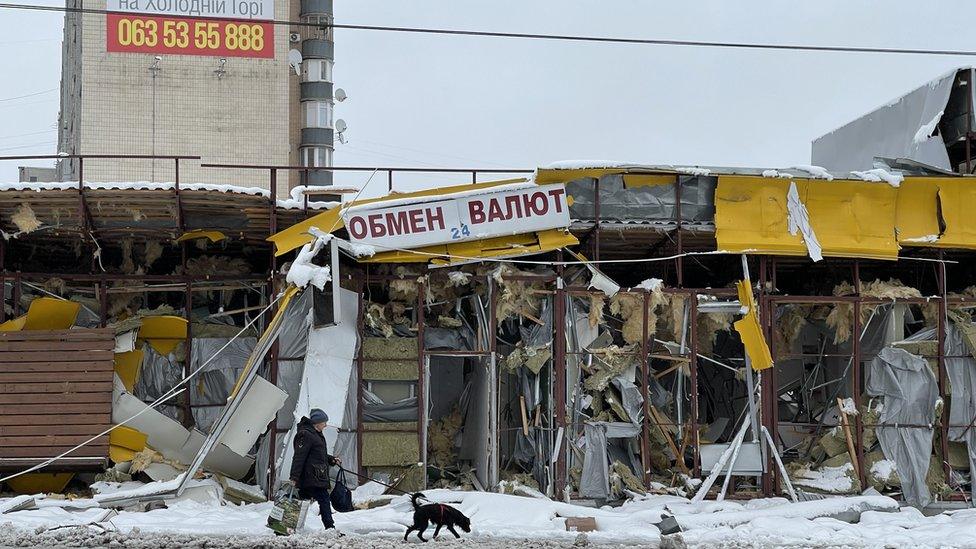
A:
[
  {"xmin": 542, "ymin": 160, "xmax": 868, "ymax": 181},
  {"xmin": 0, "ymin": 181, "xmax": 340, "ymax": 210}
]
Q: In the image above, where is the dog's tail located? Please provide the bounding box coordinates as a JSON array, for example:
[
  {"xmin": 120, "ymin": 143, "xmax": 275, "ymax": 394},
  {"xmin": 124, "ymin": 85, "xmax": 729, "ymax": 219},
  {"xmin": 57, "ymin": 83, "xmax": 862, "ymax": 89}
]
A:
[{"xmin": 410, "ymin": 492, "xmax": 425, "ymax": 510}]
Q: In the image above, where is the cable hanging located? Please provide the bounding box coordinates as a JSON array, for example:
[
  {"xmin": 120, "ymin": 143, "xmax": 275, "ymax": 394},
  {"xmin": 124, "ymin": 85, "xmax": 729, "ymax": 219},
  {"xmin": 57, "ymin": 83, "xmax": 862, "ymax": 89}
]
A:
[{"xmin": 3, "ymin": 2, "xmax": 976, "ymax": 57}]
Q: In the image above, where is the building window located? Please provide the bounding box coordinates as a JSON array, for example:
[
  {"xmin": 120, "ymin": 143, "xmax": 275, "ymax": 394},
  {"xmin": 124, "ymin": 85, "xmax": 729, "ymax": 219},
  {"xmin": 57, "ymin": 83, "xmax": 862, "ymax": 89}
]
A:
[
  {"xmin": 302, "ymin": 59, "xmax": 333, "ymax": 83},
  {"xmin": 303, "ymin": 100, "xmax": 333, "ymax": 129},
  {"xmin": 301, "ymin": 146, "xmax": 333, "ymax": 167}
]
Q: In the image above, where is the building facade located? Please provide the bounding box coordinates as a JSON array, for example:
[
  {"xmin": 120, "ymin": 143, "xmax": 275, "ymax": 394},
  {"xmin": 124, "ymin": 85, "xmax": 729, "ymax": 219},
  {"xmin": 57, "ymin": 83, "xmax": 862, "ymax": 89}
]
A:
[{"xmin": 56, "ymin": 0, "xmax": 335, "ymax": 191}]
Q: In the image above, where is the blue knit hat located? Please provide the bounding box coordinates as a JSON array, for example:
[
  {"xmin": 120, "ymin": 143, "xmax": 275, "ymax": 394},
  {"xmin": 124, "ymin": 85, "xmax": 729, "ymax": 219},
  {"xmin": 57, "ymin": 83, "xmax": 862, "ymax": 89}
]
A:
[{"xmin": 309, "ymin": 409, "xmax": 329, "ymax": 424}]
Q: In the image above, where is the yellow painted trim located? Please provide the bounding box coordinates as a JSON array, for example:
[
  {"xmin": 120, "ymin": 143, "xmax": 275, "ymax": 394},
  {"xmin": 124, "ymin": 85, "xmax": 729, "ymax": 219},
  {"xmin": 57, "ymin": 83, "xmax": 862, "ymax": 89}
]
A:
[
  {"xmin": 22, "ymin": 297, "xmax": 80, "ymax": 331},
  {"xmin": 176, "ymin": 229, "xmax": 228, "ymax": 243},
  {"xmin": 934, "ymin": 179, "xmax": 976, "ymax": 249},
  {"xmin": 623, "ymin": 174, "xmax": 677, "ymax": 188},
  {"xmin": 6, "ymin": 473, "xmax": 74, "ymax": 494},
  {"xmin": 431, "ymin": 230, "xmax": 579, "ymax": 266},
  {"xmin": 138, "ymin": 316, "xmax": 188, "ymax": 356},
  {"xmin": 0, "ymin": 315, "xmax": 27, "ymax": 332},
  {"xmin": 735, "ymin": 280, "xmax": 773, "ymax": 371},
  {"xmin": 804, "ymin": 179, "xmax": 899, "ymax": 260},
  {"xmin": 535, "ymin": 168, "xmax": 626, "ymax": 183},
  {"xmin": 110, "ymin": 446, "xmax": 139, "ymax": 463},
  {"xmin": 358, "ymin": 229, "xmax": 578, "ymax": 265},
  {"xmin": 114, "ymin": 349, "xmax": 145, "ymax": 392},
  {"xmin": 714, "ymin": 176, "xmax": 805, "ymax": 256},
  {"xmin": 109, "ymin": 426, "xmax": 148, "ymax": 452},
  {"xmin": 267, "ymin": 178, "xmax": 531, "ymax": 256},
  {"xmin": 715, "ymin": 176, "xmax": 899, "ymax": 260},
  {"xmin": 268, "ymin": 209, "xmax": 342, "ymax": 257},
  {"xmin": 896, "ymin": 178, "xmax": 941, "ymax": 246}
]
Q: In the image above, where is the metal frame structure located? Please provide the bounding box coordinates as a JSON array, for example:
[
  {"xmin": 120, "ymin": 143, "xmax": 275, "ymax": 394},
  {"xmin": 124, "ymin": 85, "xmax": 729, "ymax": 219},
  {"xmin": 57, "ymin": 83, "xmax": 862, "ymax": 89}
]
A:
[{"xmin": 2, "ymin": 155, "xmax": 975, "ymax": 503}]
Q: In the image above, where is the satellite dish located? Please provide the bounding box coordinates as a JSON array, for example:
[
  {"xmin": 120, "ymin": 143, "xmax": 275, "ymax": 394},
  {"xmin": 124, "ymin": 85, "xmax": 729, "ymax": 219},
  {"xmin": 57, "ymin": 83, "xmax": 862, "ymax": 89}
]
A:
[
  {"xmin": 287, "ymin": 49, "xmax": 303, "ymax": 76},
  {"xmin": 335, "ymin": 119, "xmax": 347, "ymax": 133},
  {"xmin": 334, "ymin": 88, "xmax": 347, "ymax": 102}
]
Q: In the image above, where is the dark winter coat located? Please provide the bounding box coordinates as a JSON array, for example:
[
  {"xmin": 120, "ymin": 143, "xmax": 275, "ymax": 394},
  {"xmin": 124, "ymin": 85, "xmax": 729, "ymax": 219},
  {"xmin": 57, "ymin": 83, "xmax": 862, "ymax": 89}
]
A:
[{"xmin": 290, "ymin": 417, "xmax": 337, "ymax": 490}]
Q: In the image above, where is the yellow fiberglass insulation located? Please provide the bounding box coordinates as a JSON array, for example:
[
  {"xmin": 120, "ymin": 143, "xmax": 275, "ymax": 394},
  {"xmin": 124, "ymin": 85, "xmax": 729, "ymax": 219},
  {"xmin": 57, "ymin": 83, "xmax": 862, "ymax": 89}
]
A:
[
  {"xmin": 589, "ymin": 293, "xmax": 605, "ymax": 328},
  {"xmin": 697, "ymin": 311, "xmax": 734, "ymax": 355},
  {"xmin": 827, "ymin": 280, "xmax": 921, "ymax": 343},
  {"xmin": 493, "ymin": 265, "xmax": 545, "ymax": 323},
  {"xmin": 11, "ymin": 202, "xmax": 42, "ymax": 233}
]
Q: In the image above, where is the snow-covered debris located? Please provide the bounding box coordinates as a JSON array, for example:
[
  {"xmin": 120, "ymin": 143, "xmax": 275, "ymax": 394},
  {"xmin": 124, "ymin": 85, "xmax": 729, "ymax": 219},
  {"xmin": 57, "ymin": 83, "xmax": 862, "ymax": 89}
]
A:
[
  {"xmin": 670, "ymin": 495, "xmax": 897, "ymax": 531},
  {"xmin": 346, "ymin": 242, "xmax": 376, "ymax": 258},
  {"xmin": 791, "ymin": 165, "xmax": 834, "ymax": 180},
  {"xmin": 286, "ymin": 231, "xmax": 332, "ymax": 290},
  {"xmin": 92, "ymin": 475, "xmax": 190, "ymax": 503},
  {"xmin": 792, "ymin": 462, "xmax": 857, "ymax": 493},
  {"xmin": 350, "ymin": 481, "xmax": 390, "ymax": 507},
  {"xmin": 676, "ymin": 167, "xmax": 711, "ymax": 176},
  {"xmin": 636, "ymin": 278, "xmax": 663, "ymax": 291},
  {"xmin": 0, "ymin": 495, "xmax": 33, "ymax": 514},
  {"xmin": 0, "ymin": 505, "xmax": 112, "ymax": 532},
  {"xmin": 870, "ymin": 459, "xmax": 898, "ymax": 481},
  {"xmin": 667, "ymin": 505, "xmax": 971, "ymax": 549},
  {"xmin": 850, "ymin": 168, "xmax": 904, "ymax": 188},
  {"xmin": 913, "ymin": 110, "xmax": 944, "ymax": 144},
  {"xmin": 277, "ymin": 185, "xmax": 342, "ymax": 210}
]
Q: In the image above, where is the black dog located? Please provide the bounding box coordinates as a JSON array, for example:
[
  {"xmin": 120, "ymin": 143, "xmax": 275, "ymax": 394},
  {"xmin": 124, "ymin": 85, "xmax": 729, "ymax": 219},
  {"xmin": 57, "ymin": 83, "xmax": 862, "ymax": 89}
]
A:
[{"xmin": 403, "ymin": 492, "xmax": 471, "ymax": 542}]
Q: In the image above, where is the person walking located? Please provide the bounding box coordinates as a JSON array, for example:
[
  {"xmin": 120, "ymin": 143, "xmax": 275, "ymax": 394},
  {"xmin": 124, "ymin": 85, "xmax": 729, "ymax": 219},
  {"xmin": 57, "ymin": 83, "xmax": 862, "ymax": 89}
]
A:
[{"xmin": 287, "ymin": 408, "xmax": 341, "ymax": 530}]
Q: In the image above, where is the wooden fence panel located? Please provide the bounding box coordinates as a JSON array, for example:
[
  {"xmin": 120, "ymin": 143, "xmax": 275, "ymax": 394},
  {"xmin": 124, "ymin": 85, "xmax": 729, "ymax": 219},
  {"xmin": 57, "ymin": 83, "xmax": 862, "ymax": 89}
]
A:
[{"xmin": 0, "ymin": 329, "xmax": 114, "ymax": 469}]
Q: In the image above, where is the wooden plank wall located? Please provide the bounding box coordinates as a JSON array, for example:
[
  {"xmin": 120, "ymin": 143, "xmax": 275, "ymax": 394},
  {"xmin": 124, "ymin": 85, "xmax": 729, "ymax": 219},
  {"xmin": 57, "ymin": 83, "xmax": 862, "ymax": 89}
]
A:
[{"xmin": 0, "ymin": 329, "xmax": 114, "ymax": 464}]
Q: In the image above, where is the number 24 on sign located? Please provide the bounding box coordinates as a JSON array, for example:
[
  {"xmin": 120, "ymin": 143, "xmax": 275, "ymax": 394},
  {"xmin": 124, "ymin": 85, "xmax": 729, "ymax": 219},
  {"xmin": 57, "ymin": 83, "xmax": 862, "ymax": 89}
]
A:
[{"xmin": 450, "ymin": 224, "xmax": 471, "ymax": 240}]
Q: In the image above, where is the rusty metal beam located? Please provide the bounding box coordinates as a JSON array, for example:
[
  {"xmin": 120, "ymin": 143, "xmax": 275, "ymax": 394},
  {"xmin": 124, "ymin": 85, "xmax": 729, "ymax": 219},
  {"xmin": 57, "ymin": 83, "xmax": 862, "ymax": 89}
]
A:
[
  {"xmin": 553, "ymin": 261, "xmax": 568, "ymax": 499},
  {"xmin": 417, "ymin": 270, "xmax": 427, "ymax": 489},
  {"xmin": 689, "ymin": 297, "xmax": 701, "ymax": 476},
  {"xmin": 640, "ymin": 287, "xmax": 652, "ymax": 485}
]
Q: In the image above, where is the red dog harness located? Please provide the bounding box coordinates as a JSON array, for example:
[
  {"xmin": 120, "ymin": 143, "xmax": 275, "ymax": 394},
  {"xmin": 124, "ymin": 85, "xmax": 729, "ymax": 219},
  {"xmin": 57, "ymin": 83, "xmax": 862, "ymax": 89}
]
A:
[{"xmin": 437, "ymin": 504, "xmax": 446, "ymax": 521}]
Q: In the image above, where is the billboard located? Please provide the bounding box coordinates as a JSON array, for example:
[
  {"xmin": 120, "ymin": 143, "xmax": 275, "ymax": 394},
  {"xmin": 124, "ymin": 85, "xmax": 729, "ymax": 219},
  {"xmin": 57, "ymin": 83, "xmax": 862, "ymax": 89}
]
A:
[
  {"xmin": 341, "ymin": 184, "xmax": 571, "ymax": 250},
  {"xmin": 106, "ymin": 0, "xmax": 274, "ymax": 58}
]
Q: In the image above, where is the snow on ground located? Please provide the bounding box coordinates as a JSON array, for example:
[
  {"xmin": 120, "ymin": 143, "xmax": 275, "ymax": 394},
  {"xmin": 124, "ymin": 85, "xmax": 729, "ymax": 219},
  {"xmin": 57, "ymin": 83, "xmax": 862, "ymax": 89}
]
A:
[
  {"xmin": 3, "ymin": 488, "xmax": 976, "ymax": 548},
  {"xmin": 665, "ymin": 507, "xmax": 976, "ymax": 549},
  {"xmin": 0, "ymin": 490, "xmax": 657, "ymax": 546}
]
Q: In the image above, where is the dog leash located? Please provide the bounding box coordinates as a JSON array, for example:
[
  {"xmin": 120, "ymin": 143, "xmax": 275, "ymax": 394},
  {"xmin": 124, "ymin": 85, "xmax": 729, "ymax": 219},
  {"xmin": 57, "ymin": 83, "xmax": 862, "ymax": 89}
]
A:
[{"xmin": 338, "ymin": 467, "xmax": 433, "ymax": 503}]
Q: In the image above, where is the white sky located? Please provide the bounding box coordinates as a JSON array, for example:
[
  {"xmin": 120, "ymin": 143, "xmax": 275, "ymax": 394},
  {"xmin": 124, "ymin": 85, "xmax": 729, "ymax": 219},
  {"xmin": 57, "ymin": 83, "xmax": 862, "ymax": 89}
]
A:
[{"xmin": 1, "ymin": 0, "xmax": 975, "ymax": 189}]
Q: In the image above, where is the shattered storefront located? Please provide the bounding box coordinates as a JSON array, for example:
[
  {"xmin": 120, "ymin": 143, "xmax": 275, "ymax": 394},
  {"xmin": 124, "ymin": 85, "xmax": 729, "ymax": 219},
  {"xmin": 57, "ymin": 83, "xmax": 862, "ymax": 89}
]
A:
[
  {"xmin": 263, "ymin": 167, "xmax": 976, "ymax": 507},
  {"xmin": 5, "ymin": 164, "xmax": 976, "ymax": 510}
]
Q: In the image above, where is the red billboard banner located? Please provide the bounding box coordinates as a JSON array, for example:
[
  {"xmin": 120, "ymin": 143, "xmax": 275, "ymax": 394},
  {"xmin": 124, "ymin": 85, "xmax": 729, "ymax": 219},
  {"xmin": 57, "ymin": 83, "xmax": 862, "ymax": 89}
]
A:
[{"xmin": 106, "ymin": 14, "xmax": 274, "ymax": 58}]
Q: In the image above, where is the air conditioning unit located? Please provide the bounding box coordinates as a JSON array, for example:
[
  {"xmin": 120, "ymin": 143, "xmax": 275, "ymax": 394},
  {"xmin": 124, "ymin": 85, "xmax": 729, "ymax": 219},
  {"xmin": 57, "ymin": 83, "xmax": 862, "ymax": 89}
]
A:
[{"xmin": 289, "ymin": 32, "xmax": 301, "ymax": 43}]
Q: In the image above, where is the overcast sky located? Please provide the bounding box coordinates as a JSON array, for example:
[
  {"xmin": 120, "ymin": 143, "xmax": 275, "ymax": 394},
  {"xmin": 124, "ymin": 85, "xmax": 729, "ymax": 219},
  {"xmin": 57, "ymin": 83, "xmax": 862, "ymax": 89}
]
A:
[{"xmin": 1, "ymin": 1, "xmax": 975, "ymax": 190}]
